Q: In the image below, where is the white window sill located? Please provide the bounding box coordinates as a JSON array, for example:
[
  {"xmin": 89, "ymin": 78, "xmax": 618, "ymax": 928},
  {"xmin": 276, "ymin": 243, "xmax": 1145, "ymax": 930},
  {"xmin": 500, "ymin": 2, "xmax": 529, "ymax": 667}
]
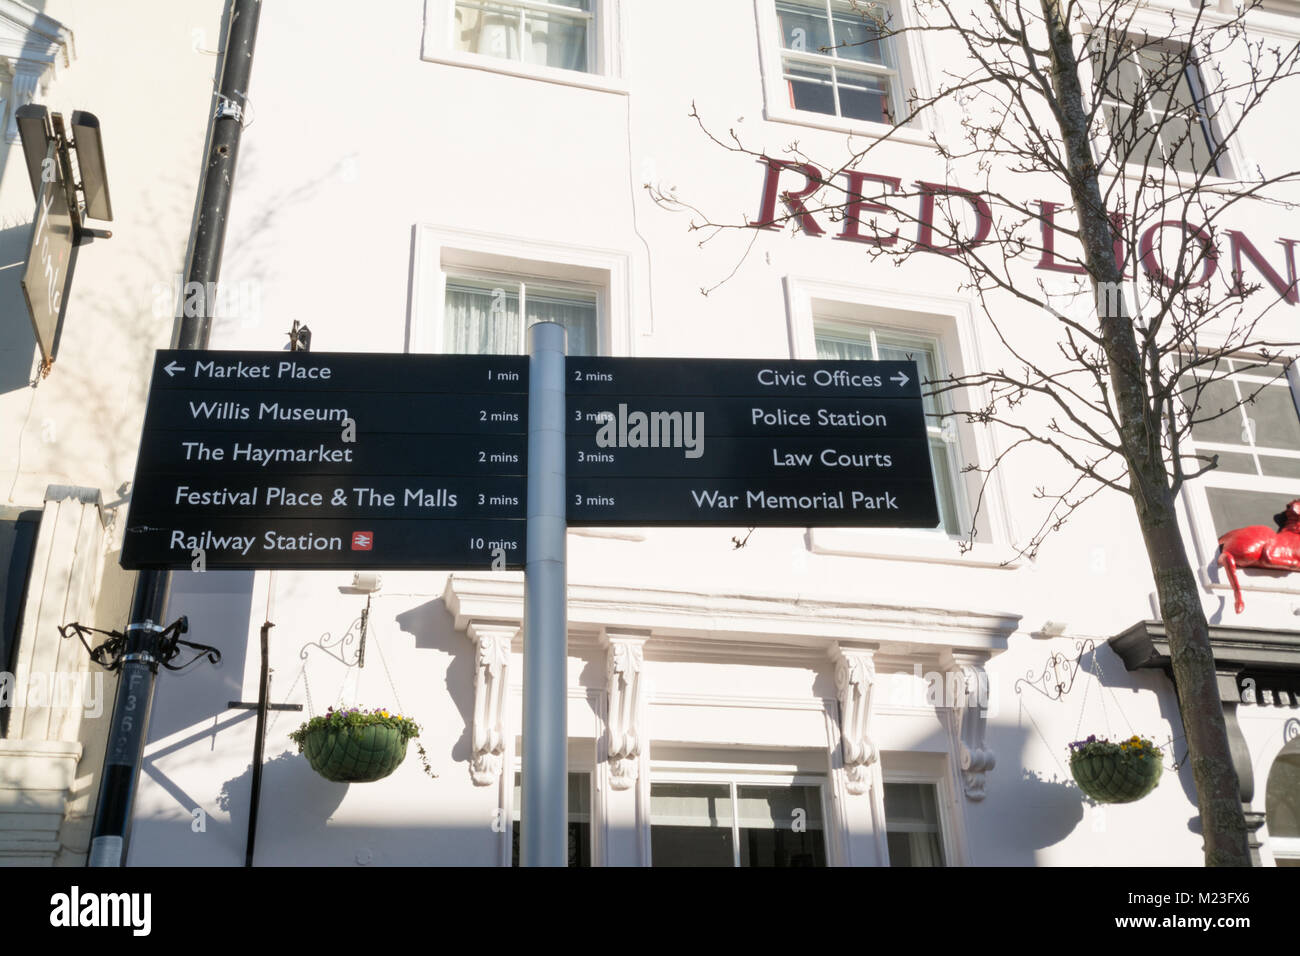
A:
[
  {"xmin": 1198, "ymin": 564, "xmax": 1300, "ymax": 610},
  {"xmin": 807, "ymin": 527, "xmax": 1023, "ymax": 569},
  {"xmin": 1110, "ymin": 161, "xmax": 1249, "ymax": 194},
  {"xmin": 763, "ymin": 104, "xmax": 936, "ymax": 148},
  {"xmin": 421, "ymin": 50, "xmax": 628, "ymax": 95}
]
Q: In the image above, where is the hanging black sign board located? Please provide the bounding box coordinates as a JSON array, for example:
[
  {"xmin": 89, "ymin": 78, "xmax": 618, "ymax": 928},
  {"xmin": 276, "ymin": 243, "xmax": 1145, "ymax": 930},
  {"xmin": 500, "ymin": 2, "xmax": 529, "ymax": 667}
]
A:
[{"xmin": 121, "ymin": 350, "xmax": 529, "ymax": 570}]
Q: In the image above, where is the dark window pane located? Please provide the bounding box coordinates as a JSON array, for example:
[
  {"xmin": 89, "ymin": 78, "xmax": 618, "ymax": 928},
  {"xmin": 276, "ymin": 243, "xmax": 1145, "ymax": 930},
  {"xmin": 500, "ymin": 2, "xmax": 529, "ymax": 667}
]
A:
[
  {"xmin": 1092, "ymin": 36, "xmax": 1139, "ymax": 102},
  {"xmin": 887, "ymin": 830, "xmax": 945, "ymax": 866},
  {"xmin": 1209, "ymin": 451, "xmax": 1260, "ymax": 476},
  {"xmin": 1243, "ymin": 385, "xmax": 1300, "ymax": 451},
  {"xmin": 1258, "ymin": 455, "xmax": 1300, "ymax": 479},
  {"xmin": 785, "ymin": 62, "xmax": 836, "ymax": 115},
  {"xmin": 1206, "ymin": 487, "xmax": 1297, "ymax": 536},
  {"xmin": 0, "ymin": 509, "xmax": 41, "ymax": 739},
  {"xmin": 1187, "ymin": 378, "xmax": 1248, "ymax": 446},
  {"xmin": 1136, "ymin": 43, "xmax": 1183, "ymax": 115},
  {"xmin": 832, "ymin": 10, "xmax": 886, "ymax": 65},
  {"xmin": 777, "ymin": 1, "xmax": 831, "ymax": 53},
  {"xmin": 511, "ymin": 772, "xmax": 591, "ymax": 866},
  {"xmin": 741, "ymin": 826, "xmax": 827, "ymax": 866},
  {"xmin": 736, "ymin": 785, "xmax": 826, "ymax": 867},
  {"xmin": 1093, "ymin": 33, "xmax": 1221, "ymax": 174},
  {"xmin": 1165, "ymin": 119, "xmax": 1203, "ymax": 175},
  {"xmin": 650, "ymin": 783, "xmax": 734, "ymax": 866},
  {"xmin": 884, "ymin": 782, "xmax": 945, "ymax": 867},
  {"xmin": 838, "ymin": 72, "xmax": 891, "ymax": 123}
]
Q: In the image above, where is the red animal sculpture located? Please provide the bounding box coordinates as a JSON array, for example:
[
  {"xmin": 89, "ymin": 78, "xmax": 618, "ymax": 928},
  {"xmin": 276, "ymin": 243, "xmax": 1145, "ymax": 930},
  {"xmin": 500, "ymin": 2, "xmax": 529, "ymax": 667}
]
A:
[{"xmin": 1218, "ymin": 499, "xmax": 1300, "ymax": 613}]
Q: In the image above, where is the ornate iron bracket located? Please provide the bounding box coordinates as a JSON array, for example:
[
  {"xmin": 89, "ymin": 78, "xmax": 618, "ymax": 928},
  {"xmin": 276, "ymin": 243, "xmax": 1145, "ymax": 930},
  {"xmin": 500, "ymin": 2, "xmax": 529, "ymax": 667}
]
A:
[
  {"xmin": 298, "ymin": 612, "xmax": 367, "ymax": 669},
  {"xmin": 1014, "ymin": 638, "xmax": 1096, "ymax": 701},
  {"xmin": 61, "ymin": 617, "xmax": 221, "ymax": 672}
]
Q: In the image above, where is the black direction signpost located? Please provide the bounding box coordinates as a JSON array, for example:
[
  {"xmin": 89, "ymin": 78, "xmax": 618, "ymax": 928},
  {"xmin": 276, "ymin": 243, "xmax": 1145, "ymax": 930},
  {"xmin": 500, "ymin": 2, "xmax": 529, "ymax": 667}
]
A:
[
  {"xmin": 121, "ymin": 350, "xmax": 528, "ymax": 570},
  {"xmin": 118, "ymin": 342, "xmax": 941, "ymax": 871},
  {"xmin": 565, "ymin": 357, "xmax": 940, "ymax": 527}
]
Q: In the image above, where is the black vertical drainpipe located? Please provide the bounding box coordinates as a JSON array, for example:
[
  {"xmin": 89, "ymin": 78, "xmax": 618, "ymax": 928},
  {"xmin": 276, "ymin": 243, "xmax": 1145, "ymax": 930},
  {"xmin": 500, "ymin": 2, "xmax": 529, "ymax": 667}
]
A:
[{"xmin": 88, "ymin": 0, "xmax": 263, "ymax": 868}]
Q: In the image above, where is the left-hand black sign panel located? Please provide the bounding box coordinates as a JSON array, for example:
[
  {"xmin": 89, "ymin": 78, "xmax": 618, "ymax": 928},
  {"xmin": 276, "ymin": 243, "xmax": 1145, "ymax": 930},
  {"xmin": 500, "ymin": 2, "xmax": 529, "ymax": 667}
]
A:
[{"xmin": 121, "ymin": 350, "xmax": 529, "ymax": 570}]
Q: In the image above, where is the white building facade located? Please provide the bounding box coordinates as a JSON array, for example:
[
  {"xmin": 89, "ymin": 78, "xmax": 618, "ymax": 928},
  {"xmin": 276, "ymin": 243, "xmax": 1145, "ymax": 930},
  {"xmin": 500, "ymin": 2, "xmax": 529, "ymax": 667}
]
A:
[{"xmin": 2, "ymin": 0, "xmax": 1299, "ymax": 866}]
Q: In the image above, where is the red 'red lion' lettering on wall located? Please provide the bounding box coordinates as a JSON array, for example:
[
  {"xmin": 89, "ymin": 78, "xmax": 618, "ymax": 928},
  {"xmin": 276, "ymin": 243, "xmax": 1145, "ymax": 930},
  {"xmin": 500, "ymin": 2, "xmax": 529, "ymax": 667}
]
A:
[{"xmin": 753, "ymin": 160, "xmax": 1300, "ymax": 304}]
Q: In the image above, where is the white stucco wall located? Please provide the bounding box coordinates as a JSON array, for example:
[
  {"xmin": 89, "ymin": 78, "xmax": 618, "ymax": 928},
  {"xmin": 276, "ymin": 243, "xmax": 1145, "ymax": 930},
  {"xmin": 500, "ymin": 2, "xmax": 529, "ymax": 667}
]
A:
[{"xmin": 4, "ymin": 0, "xmax": 1297, "ymax": 866}]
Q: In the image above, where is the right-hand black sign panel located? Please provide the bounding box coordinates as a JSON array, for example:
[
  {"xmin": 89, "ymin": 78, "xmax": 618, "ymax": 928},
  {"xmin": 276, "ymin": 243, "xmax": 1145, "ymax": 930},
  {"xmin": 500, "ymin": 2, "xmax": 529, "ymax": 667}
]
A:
[{"xmin": 565, "ymin": 357, "xmax": 941, "ymax": 527}]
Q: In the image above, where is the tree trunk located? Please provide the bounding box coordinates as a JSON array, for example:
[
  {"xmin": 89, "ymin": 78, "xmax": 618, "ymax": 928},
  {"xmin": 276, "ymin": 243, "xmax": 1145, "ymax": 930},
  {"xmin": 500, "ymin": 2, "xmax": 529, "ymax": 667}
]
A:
[{"xmin": 1038, "ymin": 0, "xmax": 1250, "ymax": 865}]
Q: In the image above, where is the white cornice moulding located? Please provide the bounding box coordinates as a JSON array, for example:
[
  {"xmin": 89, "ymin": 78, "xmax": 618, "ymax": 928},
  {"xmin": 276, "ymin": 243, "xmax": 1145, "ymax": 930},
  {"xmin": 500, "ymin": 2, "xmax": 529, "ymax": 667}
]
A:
[
  {"xmin": 443, "ymin": 574, "xmax": 1021, "ymax": 657},
  {"xmin": 0, "ymin": 0, "xmax": 71, "ymax": 63},
  {"xmin": 0, "ymin": 0, "xmax": 72, "ymax": 143}
]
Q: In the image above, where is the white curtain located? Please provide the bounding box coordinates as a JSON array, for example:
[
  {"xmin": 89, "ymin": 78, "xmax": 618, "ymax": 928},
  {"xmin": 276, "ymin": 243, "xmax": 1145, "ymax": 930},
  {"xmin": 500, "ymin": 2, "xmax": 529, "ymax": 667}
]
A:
[
  {"xmin": 457, "ymin": 3, "xmax": 588, "ymax": 72},
  {"xmin": 816, "ymin": 334, "xmax": 873, "ymax": 362},
  {"xmin": 444, "ymin": 282, "xmax": 521, "ymax": 354},
  {"xmin": 527, "ymin": 288, "xmax": 596, "ymax": 356},
  {"xmin": 445, "ymin": 280, "xmax": 596, "ymax": 355},
  {"xmin": 526, "ymin": 9, "xmax": 588, "ymax": 71}
]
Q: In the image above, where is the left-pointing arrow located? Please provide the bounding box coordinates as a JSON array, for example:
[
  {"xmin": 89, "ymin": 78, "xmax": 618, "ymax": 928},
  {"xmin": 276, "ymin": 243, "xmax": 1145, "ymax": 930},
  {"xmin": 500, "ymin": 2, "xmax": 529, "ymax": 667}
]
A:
[{"xmin": 164, "ymin": 361, "xmax": 186, "ymax": 377}]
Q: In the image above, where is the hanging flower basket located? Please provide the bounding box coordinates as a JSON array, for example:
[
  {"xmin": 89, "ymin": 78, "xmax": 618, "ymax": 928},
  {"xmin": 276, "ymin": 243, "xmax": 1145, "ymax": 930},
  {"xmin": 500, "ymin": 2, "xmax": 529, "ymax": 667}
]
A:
[
  {"xmin": 1068, "ymin": 735, "xmax": 1164, "ymax": 803},
  {"xmin": 290, "ymin": 707, "xmax": 432, "ymax": 783}
]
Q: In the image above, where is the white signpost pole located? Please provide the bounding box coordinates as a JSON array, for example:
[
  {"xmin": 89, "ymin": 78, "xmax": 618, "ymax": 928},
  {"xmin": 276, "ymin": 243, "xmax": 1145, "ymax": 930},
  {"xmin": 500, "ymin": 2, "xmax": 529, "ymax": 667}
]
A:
[{"xmin": 520, "ymin": 321, "xmax": 568, "ymax": 866}]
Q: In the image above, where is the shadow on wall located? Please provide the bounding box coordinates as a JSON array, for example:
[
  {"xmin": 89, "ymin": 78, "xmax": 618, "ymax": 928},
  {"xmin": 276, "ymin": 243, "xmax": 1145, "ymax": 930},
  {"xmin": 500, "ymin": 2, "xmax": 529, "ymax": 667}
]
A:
[
  {"xmin": 150, "ymin": 570, "xmax": 255, "ymax": 742},
  {"xmin": 998, "ymin": 640, "xmax": 1198, "ymax": 863},
  {"xmin": 395, "ymin": 598, "xmax": 476, "ymax": 767},
  {"xmin": 128, "ymin": 595, "xmax": 496, "ymax": 866},
  {"xmin": 217, "ymin": 750, "xmax": 348, "ymax": 850}
]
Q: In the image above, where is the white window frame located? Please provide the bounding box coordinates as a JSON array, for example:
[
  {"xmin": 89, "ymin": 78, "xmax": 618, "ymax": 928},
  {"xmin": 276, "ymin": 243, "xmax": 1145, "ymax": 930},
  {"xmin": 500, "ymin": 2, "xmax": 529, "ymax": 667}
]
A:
[
  {"xmin": 1076, "ymin": 8, "xmax": 1250, "ymax": 189},
  {"xmin": 409, "ymin": 223, "xmax": 633, "ymax": 357},
  {"xmin": 754, "ymin": 0, "xmax": 938, "ymax": 145},
  {"xmin": 879, "ymin": 768, "xmax": 958, "ymax": 867},
  {"xmin": 785, "ymin": 276, "xmax": 1022, "ymax": 569},
  {"xmin": 647, "ymin": 768, "xmax": 832, "ymax": 867},
  {"xmin": 1176, "ymin": 349, "xmax": 1300, "ymax": 605},
  {"xmin": 507, "ymin": 766, "xmax": 595, "ymax": 866},
  {"xmin": 815, "ymin": 319, "xmax": 967, "ymax": 538},
  {"xmin": 422, "ymin": 0, "xmax": 627, "ymax": 95}
]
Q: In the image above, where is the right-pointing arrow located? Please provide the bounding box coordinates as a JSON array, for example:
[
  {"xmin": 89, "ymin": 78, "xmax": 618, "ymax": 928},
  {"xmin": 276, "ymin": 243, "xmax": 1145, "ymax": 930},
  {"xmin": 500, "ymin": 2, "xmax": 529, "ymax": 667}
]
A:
[{"xmin": 891, "ymin": 371, "xmax": 909, "ymax": 387}]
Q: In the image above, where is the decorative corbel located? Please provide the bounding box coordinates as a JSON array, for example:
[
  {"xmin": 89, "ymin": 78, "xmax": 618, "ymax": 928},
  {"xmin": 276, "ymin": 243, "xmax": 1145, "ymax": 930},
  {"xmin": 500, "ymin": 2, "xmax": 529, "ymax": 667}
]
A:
[
  {"xmin": 601, "ymin": 630, "xmax": 647, "ymax": 791},
  {"xmin": 942, "ymin": 651, "xmax": 995, "ymax": 801},
  {"xmin": 829, "ymin": 644, "xmax": 877, "ymax": 795},
  {"xmin": 465, "ymin": 623, "xmax": 515, "ymax": 786}
]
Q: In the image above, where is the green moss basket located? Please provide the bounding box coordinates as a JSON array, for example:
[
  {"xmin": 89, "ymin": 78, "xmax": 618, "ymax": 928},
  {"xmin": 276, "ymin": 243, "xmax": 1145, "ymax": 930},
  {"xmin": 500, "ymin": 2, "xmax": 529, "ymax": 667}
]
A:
[
  {"xmin": 1069, "ymin": 735, "xmax": 1163, "ymax": 804},
  {"xmin": 290, "ymin": 707, "xmax": 427, "ymax": 784},
  {"xmin": 300, "ymin": 723, "xmax": 409, "ymax": 783}
]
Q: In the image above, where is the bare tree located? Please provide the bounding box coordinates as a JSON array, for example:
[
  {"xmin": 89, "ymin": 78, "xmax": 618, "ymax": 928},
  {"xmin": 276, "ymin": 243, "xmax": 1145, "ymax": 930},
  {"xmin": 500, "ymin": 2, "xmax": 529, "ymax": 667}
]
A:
[{"xmin": 658, "ymin": 0, "xmax": 1300, "ymax": 865}]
